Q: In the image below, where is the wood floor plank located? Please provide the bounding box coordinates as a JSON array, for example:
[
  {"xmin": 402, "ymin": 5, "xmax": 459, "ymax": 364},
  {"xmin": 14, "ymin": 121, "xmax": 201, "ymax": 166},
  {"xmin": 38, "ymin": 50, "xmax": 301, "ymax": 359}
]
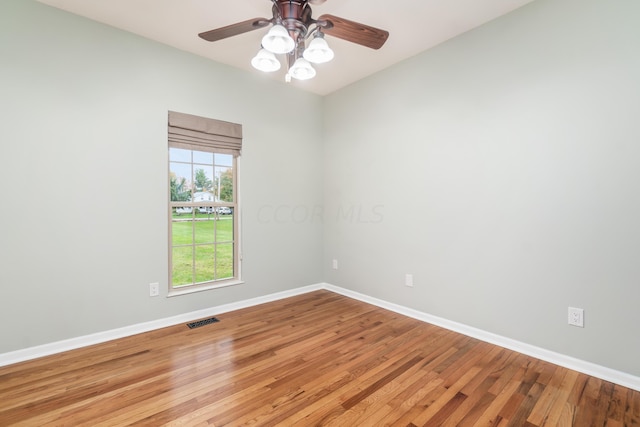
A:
[
  {"xmin": 0, "ymin": 290, "xmax": 638, "ymax": 426},
  {"xmin": 445, "ymin": 352, "xmax": 524, "ymax": 426},
  {"xmin": 506, "ymin": 381, "xmax": 546, "ymax": 427},
  {"xmin": 410, "ymin": 364, "xmax": 484, "ymax": 425},
  {"xmin": 544, "ymin": 369, "xmax": 579, "ymax": 426},
  {"xmin": 626, "ymin": 387, "xmax": 640, "ymax": 425},
  {"xmin": 527, "ymin": 366, "xmax": 569, "ymax": 425}
]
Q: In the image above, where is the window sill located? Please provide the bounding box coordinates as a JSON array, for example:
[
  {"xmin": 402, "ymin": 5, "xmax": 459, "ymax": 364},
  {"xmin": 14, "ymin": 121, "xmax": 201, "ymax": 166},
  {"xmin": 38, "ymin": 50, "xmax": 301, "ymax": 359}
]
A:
[{"xmin": 167, "ymin": 280, "xmax": 244, "ymax": 298}]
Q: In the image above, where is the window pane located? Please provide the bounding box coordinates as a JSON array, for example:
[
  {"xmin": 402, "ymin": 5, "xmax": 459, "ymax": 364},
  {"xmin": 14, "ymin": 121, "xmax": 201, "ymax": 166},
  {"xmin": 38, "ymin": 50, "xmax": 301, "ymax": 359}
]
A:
[
  {"xmin": 193, "ymin": 150, "xmax": 213, "ymax": 165},
  {"xmin": 216, "ymin": 167, "xmax": 233, "ymax": 202},
  {"xmin": 195, "ymin": 245, "xmax": 215, "ymax": 283},
  {"xmin": 170, "ymin": 162, "xmax": 192, "ymax": 202},
  {"xmin": 216, "ymin": 211, "xmax": 233, "ymax": 242},
  {"xmin": 216, "ymin": 244, "xmax": 234, "ymax": 279},
  {"xmin": 194, "ymin": 217, "xmax": 215, "ymax": 244},
  {"xmin": 172, "ymin": 246, "xmax": 193, "ymax": 286},
  {"xmin": 172, "ymin": 218, "xmax": 193, "ymax": 245},
  {"xmin": 215, "ymin": 153, "xmax": 233, "ymax": 167},
  {"xmin": 193, "ymin": 166, "xmax": 214, "ymax": 193},
  {"xmin": 169, "ymin": 148, "xmax": 191, "ymax": 162}
]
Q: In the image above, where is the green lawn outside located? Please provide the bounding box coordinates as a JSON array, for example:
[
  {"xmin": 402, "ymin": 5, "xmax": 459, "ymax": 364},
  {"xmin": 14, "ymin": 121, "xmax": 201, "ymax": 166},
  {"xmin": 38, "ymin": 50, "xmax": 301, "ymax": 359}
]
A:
[{"xmin": 171, "ymin": 216, "xmax": 234, "ymax": 286}]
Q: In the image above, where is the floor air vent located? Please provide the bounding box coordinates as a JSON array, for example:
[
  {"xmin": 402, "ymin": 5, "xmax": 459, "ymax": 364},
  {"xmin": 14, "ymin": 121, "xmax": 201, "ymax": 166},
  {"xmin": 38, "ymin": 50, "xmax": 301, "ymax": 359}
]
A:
[{"xmin": 187, "ymin": 317, "xmax": 220, "ymax": 329}]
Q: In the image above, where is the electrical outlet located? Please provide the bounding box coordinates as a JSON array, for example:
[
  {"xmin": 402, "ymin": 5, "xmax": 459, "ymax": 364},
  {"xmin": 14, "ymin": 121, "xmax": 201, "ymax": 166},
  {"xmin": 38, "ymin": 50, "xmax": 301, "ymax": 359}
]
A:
[
  {"xmin": 568, "ymin": 307, "xmax": 584, "ymax": 327},
  {"xmin": 332, "ymin": 259, "xmax": 338, "ymax": 270},
  {"xmin": 405, "ymin": 274, "xmax": 414, "ymax": 287},
  {"xmin": 149, "ymin": 282, "xmax": 160, "ymax": 297}
]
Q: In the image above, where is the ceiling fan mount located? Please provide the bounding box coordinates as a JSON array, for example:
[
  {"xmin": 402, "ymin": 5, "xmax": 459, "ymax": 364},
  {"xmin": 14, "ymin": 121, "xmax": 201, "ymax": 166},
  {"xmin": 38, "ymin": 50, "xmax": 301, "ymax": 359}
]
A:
[{"xmin": 198, "ymin": 0, "xmax": 389, "ymax": 81}]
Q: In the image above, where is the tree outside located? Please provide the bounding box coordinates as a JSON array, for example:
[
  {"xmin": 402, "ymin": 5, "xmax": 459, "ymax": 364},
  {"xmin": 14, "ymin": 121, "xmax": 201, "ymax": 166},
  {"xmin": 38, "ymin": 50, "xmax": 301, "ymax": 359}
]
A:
[
  {"xmin": 218, "ymin": 169, "xmax": 233, "ymax": 202},
  {"xmin": 170, "ymin": 173, "xmax": 190, "ymax": 202},
  {"xmin": 194, "ymin": 168, "xmax": 213, "ymax": 192}
]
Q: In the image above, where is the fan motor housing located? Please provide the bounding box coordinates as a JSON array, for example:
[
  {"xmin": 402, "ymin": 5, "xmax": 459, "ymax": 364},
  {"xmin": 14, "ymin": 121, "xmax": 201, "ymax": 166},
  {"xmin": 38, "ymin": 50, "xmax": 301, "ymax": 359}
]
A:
[{"xmin": 273, "ymin": 0, "xmax": 313, "ymax": 38}]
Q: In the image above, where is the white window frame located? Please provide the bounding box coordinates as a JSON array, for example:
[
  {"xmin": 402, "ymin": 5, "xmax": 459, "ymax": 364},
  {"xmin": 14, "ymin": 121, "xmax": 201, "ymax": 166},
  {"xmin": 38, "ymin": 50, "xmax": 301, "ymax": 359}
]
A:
[{"xmin": 167, "ymin": 112, "xmax": 243, "ymax": 296}]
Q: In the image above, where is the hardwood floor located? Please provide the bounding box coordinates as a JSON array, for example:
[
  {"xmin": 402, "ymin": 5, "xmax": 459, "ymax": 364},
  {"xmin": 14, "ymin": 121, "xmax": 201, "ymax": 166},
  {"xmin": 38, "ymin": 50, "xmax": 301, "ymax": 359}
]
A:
[{"xmin": 0, "ymin": 290, "xmax": 638, "ymax": 426}]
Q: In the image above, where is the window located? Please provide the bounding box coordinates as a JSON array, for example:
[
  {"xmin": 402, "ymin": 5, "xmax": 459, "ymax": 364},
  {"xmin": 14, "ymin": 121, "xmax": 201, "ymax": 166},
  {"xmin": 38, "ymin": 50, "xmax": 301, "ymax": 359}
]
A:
[{"xmin": 168, "ymin": 111, "xmax": 242, "ymax": 294}]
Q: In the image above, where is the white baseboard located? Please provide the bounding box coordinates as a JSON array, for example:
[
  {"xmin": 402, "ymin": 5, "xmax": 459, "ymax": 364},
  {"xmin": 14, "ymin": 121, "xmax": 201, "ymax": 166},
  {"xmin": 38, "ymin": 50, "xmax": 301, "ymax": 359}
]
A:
[
  {"xmin": 0, "ymin": 284, "xmax": 323, "ymax": 368},
  {"xmin": 322, "ymin": 283, "xmax": 640, "ymax": 393},
  {"xmin": 2, "ymin": 282, "xmax": 638, "ymax": 393}
]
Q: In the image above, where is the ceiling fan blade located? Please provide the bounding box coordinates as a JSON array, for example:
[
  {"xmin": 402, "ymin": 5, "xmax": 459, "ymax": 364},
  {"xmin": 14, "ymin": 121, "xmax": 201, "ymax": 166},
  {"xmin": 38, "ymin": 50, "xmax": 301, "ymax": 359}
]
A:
[
  {"xmin": 198, "ymin": 18, "xmax": 271, "ymax": 42},
  {"xmin": 317, "ymin": 14, "xmax": 389, "ymax": 50}
]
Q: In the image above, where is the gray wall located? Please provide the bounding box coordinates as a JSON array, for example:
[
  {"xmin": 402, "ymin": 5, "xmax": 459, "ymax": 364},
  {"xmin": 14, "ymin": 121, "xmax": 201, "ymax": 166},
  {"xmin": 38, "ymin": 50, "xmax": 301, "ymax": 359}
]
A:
[
  {"xmin": 0, "ymin": 0, "xmax": 323, "ymax": 353},
  {"xmin": 323, "ymin": 0, "xmax": 640, "ymax": 376}
]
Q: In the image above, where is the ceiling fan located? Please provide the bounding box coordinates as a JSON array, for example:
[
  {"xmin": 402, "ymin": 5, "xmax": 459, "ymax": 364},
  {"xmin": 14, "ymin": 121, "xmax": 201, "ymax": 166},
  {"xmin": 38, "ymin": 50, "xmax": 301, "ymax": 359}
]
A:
[{"xmin": 198, "ymin": 0, "xmax": 389, "ymax": 81}]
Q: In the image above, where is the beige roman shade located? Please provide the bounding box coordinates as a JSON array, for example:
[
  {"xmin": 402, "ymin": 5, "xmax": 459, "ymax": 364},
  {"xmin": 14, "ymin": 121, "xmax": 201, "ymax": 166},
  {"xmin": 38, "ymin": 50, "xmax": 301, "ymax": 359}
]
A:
[{"xmin": 168, "ymin": 111, "xmax": 242, "ymax": 156}]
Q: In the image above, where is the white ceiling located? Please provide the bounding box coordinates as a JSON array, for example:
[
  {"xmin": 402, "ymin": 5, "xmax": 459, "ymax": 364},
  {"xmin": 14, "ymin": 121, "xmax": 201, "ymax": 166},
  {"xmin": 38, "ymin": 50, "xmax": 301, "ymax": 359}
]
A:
[{"xmin": 38, "ymin": 0, "xmax": 535, "ymax": 95}]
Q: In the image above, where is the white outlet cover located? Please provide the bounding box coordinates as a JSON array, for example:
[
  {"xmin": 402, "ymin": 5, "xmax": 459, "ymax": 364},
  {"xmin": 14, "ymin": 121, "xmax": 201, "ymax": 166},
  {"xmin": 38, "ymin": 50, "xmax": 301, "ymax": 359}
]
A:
[
  {"xmin": 568, "ymin": 307, "xmax": 584, "ymax": 327},
  {"xmin": 149, "ymin": 282, "xmax": 160, "ymax": 297},
  {"xmin": 405, "ymin": 274, "xmax": 414, "ymax": 287}
]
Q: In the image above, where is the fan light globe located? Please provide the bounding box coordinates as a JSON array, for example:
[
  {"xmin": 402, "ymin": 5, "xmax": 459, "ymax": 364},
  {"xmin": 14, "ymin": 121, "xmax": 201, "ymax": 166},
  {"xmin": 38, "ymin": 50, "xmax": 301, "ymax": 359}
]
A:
[
  {"xmin": 262, "ymin": 25, "xmax": 295, "ymax": 54},
  {"xmin": 289, "ymin": 58, "xmax": 316, "ymax": 80},
  {"xmin": 303, "ymin": 36, "xmax": 334, "ymax": 64},
  {"xmin": 251, "ymin": 49, "xmax": 281, "ymax": 72}
]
